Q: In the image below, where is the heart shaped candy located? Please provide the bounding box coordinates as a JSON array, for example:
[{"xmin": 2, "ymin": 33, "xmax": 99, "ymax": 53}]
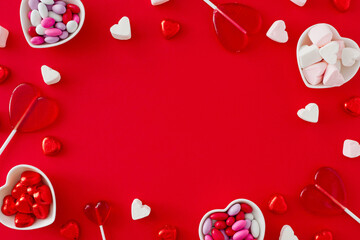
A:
[
  {"xmin": 15, "ymin": 194, "xmax": 34, "ymax": 213},
  {"xmin": 314, "ymin": 230, "xmax": 333, "ymax": 240},
  {"xmin": 131, "ymin": 198, "xmax": 151, "ymax": 220},
  {"xmin": 0, "ymin": 165, "xmax": 56, "ymax": 230},
  {"xmin": 158, "ymin": 225, "xmax": 177, "ymax": 240},
  {"xmin": 1, "ymin": 196, "xmax": 17, "ymax": 216},
  {"xmin": 300, "ymin": 167, "xmax": 346, "ymax": 215},
  {"xmin": 42, "ymin": 136, "xmax": 62, "ymax": 156},
  {"xmin": 279, "ymin": 225, "xmax": 298, "ymax": 240},
  {"xmin": 344, "ymin": 96, "xmax": 360, "ymax": 116},
  {"xmin": 332, "ymin": 0, "xmax": 351, "ymax": 12},
  {"xmin": 297, "ymin": 103, "xmax": 319, "ymax": 123},
  {"xmin": 161, "ymin": 20, "xmax": 180, "ymax": 39},
  {"xmin": 268, "ymin": 194, "xmax": 287, "ymax": 214},
  {"xmin": 342, "ymin": 48, "xmax": 360, "ymax": 67},
  {"xmin": 266, "ymin": 20, "xmax": 288, "ymax": 43},
  {"xmin": 110, "ymin": 17, "xmax": 131, "ymax": 40},
  {"xmin": 60, "ymin": 220, "xmax": 80, "ymax": 240},
  {"xmin": 343, "ymin": 139, "xmax": 360, "ymax": 158},
  {"xmin": 0, "ymin": 65, "xmax": 10, "ymax": 83},
  {"xmin": 41, "ymin": 65, "xmax": 61, "ymax": 85},
  {"xmin": 84, "ymin": 201, "xmax": 110, "ymax": 225}
]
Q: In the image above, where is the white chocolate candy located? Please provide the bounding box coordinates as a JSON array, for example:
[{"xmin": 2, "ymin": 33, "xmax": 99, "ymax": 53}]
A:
[
  {"xmin": 342, "ymin": 47, "xmax": 360, "ymax": 67},
  {"xmin": 319, "ymin": 41, "xmax": 339, "ymax": 65},
  {"xmin": 48, "ymin": 11, "xmax": 62, "ymax": 22},
  {"xmin": 41, "ymin": 65, "xmax": 61, "ymax": 85},
  {"xmin": 297, "ymin": 103, "xmax": 319, "ymax": 123},
  {"xmin": 266, "ymin": 20, "xmax": 288, "ymax": 43},
  {"xmin": 40, "ymin": 0, "xmax": 54, "ymax": 5},
  {"xmin": 244, "ymin": 213, "xmax": 254, "ymax": 220},
  {"xmin": 131, "ymin": 198, "xmax": 151, "ymax": 220},
  {"xmin": 30, "ymin": 10, "xmax": 41, "ymax": 26},
  {"xmin": 343, "ymin": 139, "xmax": 360, "ymax": 158},
  {"xmin": 110, "ymin": 16, "xmax": 131, "ymax": 40},
  {"xmin": 299, "ymin": 45, "xmax": 322, "ymax": 68},
  {"xmin": 290, "ymin": 0, "xmax": 306, "ymax": 7},
  {"xmin": 308, "ymin": 24, "xmax": 333, "ymax": 47},
  {"xmin": 36, "ymin": 24, "xmax": 46, "ymax": 35},
  {"xmin": 38, "ymin": 2, "xmax": 49, "ymax": 18},
  {"xmin": 66, "ymin": 20, "xmax": 78, "ymax": 33},
  {"xmin": 279, "ymin": 225, "xmax": 299, "ymax": 240},
  {"xmin": 251, "ymin": 220, "xmax": 260, "ymax": 238},
  {"xmin": 151, "ymin": 0, "xmax": 169, "ymax": 6},
  {"xmin": 302, "ymin": 62, "xmax": 327, "ymax": 85},
  {"xmin": 323, "ymin": 64, "xmax": 345, "ymax": 87}
]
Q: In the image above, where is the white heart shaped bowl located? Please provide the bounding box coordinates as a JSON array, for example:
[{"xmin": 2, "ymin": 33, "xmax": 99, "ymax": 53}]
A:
[
  {"xmin": 0, "ymin": 164, "xmax": 56, "ymax": 230},
  {"xmin": 20, "ymin": 0, "xmax": 85, "ymax": 48},
  {"xmin": 297, "ymin": 23, "xmax": 360, "ymax": 89},
  {"xmin": 198, "ymin": 199, "xmax": 265, "ymax": 240}
]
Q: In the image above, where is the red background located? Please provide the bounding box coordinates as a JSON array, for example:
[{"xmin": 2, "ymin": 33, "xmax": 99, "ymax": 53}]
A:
[{"xmin": 1, "ymin": 0, "xmax": 360, "ymax": 239}]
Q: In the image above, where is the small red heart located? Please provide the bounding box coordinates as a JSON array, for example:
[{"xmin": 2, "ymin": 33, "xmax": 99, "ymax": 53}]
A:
[
  {"xmin": 314, "ymin": 230, "xmax": 333, "ymax": 240},
  {"xmin": 344, "ymin": 96, "xmax": 360, "ymax": 116},
  {"xmin": 333, "ymin": 0, "xmax": 351, "ymax": 11},
  {"xmin": 15, "ymin": 194, "xmax": 34, "ymax": 213},
  {"xmin": 161, "ymin": 20, "xmax": 180, "ymax": 39},
  {"xmin": 60, "ymin": 220, "xmax": 80, "ymax": 240},
  {"xmin": 0, "ymin": 65, "xmax": 10, "ymax": 83},
  {"xmin": 33, "ymin": 185, "xmax": 53, "ymax": 205},
  {"xmin": 268, "ymin": 194, "xmax": 288, "ymax": 214},
  {"xmin": 11, "ymin": 181, "xmax": 28, "ymax": 199},
  {"xmin": 27, "ymin": 182, "xmax": 43, "ymax": 196},
  {"xmin": 84, "ymin": 201, "xmax": 111, "ymax": 225},
  {"xmin": 158, "ymin": 225, "xmax": 177, "ymax": 240},
  {"xmin": 1, "ymin": 195, "xmax": 17, "ymax": 216},
  {"xmin": 20, "ymin": 171, "xmax": 42, "ymax": 187},
  {"xmin": 14, "ymin": 212, "xmax": 36, "ymax": 228},
  {"xmin": 42, "ymin": 136, "xmax": 62, "ymax": 156},
  {"xmin": 32, "ymin": 203, "xmax": 50, "ymax": 219}
]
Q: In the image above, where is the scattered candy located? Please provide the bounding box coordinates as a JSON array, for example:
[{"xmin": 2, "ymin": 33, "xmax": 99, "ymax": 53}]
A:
[
  {"xmin": 308, "ymin": 25, "xmax": 333, "ymax": 48},
  {"xmin": 279, "ymin": 225, "xmax": 298, "ymax": 240},
  {"xmin": 158, "ymin": 225, "xmax": 177, "ymax": 240},
  {"xmin": 41, "ymin": 65, "xmax": 61, "ymax": 85},
  {"xmin": 84, "ymin": 201, "xmax": 110, "ymax": 240},
  {"xmin": 0, "ymin": 65, "xmax": 10, "ymax": 83},
  {"xmin": 151, "ymin": 0, "xmax": 169, "ymax": 6},
  {"xmin": 131, "ymin": 198, "xmax": 151, "ymax": 220},
  {"xmin": 110, "ymin": 16, "xmax": 131, "ymax": 40},
  {"xmin": 161, "ymin": 19, "xmax": 180, "ymax": 39},
  {"xmin": 341, "ymin": 47, "xmax": 360, "ymax": 67},
  {"xmin": 290, "ymin": 0, "xmax": 306, "ymax": 7},
  {"xmin": 268, "ymin": 194, "xmax": 288, "ymax": 214},
  {"xmin": 314, "ymin": 230, "xmax": 333, "ymax": 240},
  {"xmin": 323, "ymin": 64, "xmax": 345, "ymax": 86},
  {"xmin": 344, "ymin": 96, "xmax": 360, "ymax": 116},
  {"xmin": 266, "ymin": 20, "xmax": 288, "ymax": 43},
  {"xmin": 343, "ymin": 139, "xmax": 360, "ymax": 158},
  {"xmin": 319, "ymin": 41, "xmax": 339, "ymax": 65},
  {"xmin": 297, "ymin": 103, "xmax": 319, "ymax": 123},
  {"xmin": 302, "ymin": 62, "xmax": 327, "ymax": 86},
  {"xmin": 42, "ymin": 136, "xmax": 62, "ymax": 155},
  {"xmin": 0, "ymin": 25, "xmax": 9, "ymax": 48},
  {"xmin": 332, "ymin": 0, "xmax": 351, "ymax": 12},
  {"xmin": 60, "ymin": 220, "xmax": 80, "ymax": 240}
]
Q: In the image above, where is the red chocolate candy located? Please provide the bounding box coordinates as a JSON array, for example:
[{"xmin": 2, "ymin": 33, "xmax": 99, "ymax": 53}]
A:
[
  {"xmin": 1, "ymin": 195, "xmax": 17, "ymax": 216},
  {"xmin": 33, "ymin": 185, "xmax": 52, "ymax": 205},
  {"xmin": 28, "ymin": 26, "xmax": 38, "ymax": 37},
  {"xmin": 226, "ymin": 216, "xmax": 235, "ymax": 226},
  {"xmin": 344, "ymin": 97, "xmax": 360, "ymax": 116},
  {"xmin": 214, "ymin": 220, "xmax": 227, "ymax": 229},
  {"xmin": 235, "ymin": 211, "xmax": 245, "ymax": 221},
  {"xmin": 211, "ymin": 228, "xmax": 224, "ymax": 240},
  {"xmin": 67, "ymin": 4, "xmax": 80, "ymax": 14},
  {"xmin": 333, "ymin": 0, "xmax": 351, "ymax": 11},
  {"xmin": 14, "ymin": 212, "xmax": 36, "ymax": 228},
  {"xmin": 27, "ymin": 182, "xmax": 43, "ymax": 196},
  {"xmin": 15, "ymin": 194, "xmax": 34, "ymax": 213},
  {"xmin": 60, "ymin": 220, "xmax": 81, "ymax": 240},
  {"xmin": 268, "ymin": 194, "xmax": 288, "ymax": 214},
  {"xmin": 314, "ymin": 230, "xmax": 333, "ymax": 240},
  {"xmin": 240, "ymin": 203, "xmax": 252, "ymax": 213},
  {"xmin": 32, "ymin": 203, "xmax": 50, "ymax": 219},
  {"xmin": 161, "ymin": 20, "xmax": 180, "ymax": 39},
  {"xmin": 0, "ymin": 65, "xmax": 10, "ymax": 84},
  {"xmin": 158, "ymin": 225, "xmax": 177, "ymax": 240},
  {"xmin": 62, "ymin": 9, "xmax": 73, "ymax": 24},
  {"xmin": 225, "ymin": 226, "xmax": 236, "ymax": 236},
  {"xmin": 210, "ymin": 212, "xmax": 228, "ymax": 220},
  {"xmin": 20, "ymin": 171, "xmax": 42, "ymax": 186},
  {"xmin": 42, "ymin": 136, "xmax": 62, "ymax": 155},
  {"xmin": 11, "ymin": 182, "xmax": 27, "ymax": 199}
]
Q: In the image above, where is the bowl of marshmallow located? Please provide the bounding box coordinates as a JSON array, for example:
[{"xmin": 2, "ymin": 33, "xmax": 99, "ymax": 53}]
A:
[
  {"xmin": 20, "ymin": 0, "xmax": 85, "ymax": 48},
  {"xmin": 297, "ymin": 23, "xmax": 360, "ymax": 89}
]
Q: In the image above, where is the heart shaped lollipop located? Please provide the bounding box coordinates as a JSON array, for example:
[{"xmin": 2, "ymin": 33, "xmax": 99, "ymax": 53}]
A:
[{"xmin": 84, "ymin": 201, "xmax": 110, "ymax": 240}]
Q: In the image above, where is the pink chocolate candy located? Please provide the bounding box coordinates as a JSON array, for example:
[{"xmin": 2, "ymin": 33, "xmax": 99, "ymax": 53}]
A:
[
  {"xmin": 41, "ymin": 17, "xmax": 55, "ymax": 28},
  {"xmin": 233, "ymin": 230, "xmax": 249, "ymax": 240},
  {"xmin": 232, "ymin": 220, "xmax": 246, "ymax": 231},
  {"xmin": 205, "ymin": 235, "xmax": 214, "ymax": 240},
  {"xmin": 72, "ymin": 14, "xmax": 80, "ymax": 24},
  {"xmin": 30, "ymin": 36, "xmax": 44, "ymax": 45},
  {"xmin": 45, "ymin": 28, "xmax": 62, "ymax": 36},
  {"xmin": 245, "ymin": 234, "xmax": 254, "ymax": 240}
]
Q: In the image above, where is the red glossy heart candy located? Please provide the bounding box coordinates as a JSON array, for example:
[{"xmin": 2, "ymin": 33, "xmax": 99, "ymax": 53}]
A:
[
  {"xmin": 42, "ymin": 136, "xmax": 62, "ymax": 155},
  {"xmin": 300, "ymin": 167, "xmax": 346, "ymax": 215},
  {"xmin": 60, "ymin": 220, "xmax": 81, "ymax": 240},
  {"xmin": 0, "ymin": 65, "xmax": 10, "ymax": 83},
  {"xmin": 314, "ymin": 230, "xmax": 333, "ymax": 240},
  {"xmin": 161, "ymin": 20, "xmax": 180, "ymax": 39},
  {"xmin": 1, "ymin": 195, "xmax": 17, "ymax": 216},
  {"xmin": 27, "ymin": 182, "xmax": 43, "ymax": 196},
  {"xmin": 268, "ymin": 194, "xmax": 288, "ymax": 214},
  {"xmin": 32, "ymin": 203, "xmax": 50, "ymax": 219},
  {"xmin": 14, "ymin": 212, "xmax": 36, "ymax": 228},
  {"xmin": 20, "ymin": 171, "xmax": 42, "ymax": 186},
  {"xmin": 84, "ymin": 201, "xmax": 111, "ymax": 225},
  {"xmin": 213, "ymin": 3, "xmax": 262, "ymax": 52},
  {"xmin": 158, "ymin": 225, "xmax": 177, "ymax": 240},
  {"xmin": 10, "ymin": 83, "xmax": 59, "ymax": 132},
  {"xmin": 15, "ymin": 194, "xmax": 34, "ymax": 213},
  {"xmin": 33, "ymin": 185, "xmax": 52, "ymax": 205},
  {"xmin": 344, "ymin": 96, "xmax": 360, "ymax": 116},
  {"xmin": 11, "ymin": 181, "xmax": 28, "ymax": 199},
  {"xmin": 333, "ymin": 0, "xmax": 351, "ymax": 11}
]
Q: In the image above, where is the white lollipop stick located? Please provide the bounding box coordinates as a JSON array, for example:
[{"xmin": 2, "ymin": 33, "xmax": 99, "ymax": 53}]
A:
[
  {"xmin": 99, "ymin": 225, "xmax": 106, "ymax": 240},
  {"xmin": 0, "ymin": 129, "xmax": 17, "ymax": 156}
]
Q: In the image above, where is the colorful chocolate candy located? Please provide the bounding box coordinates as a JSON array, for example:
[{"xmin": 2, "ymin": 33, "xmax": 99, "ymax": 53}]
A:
[{"xmin": 27, "ymin": 0, "xmax": 81, "ymax": 45}]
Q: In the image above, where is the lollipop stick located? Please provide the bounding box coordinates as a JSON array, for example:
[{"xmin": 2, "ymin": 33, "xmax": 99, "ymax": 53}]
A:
[
  {"xmin": 202, "ymin": 0, "xmax": 247, "ymax": 34},
  {"xmin": 0, "ymin": 129, "xmax": 17, "ymax": 156},
  {"xmin": 315, "ymin": 184, "xmax": 360, "ymax": 224},
  {"xmin": 99, "ymin": 225, "xmax": 106, "ymax": 240}
]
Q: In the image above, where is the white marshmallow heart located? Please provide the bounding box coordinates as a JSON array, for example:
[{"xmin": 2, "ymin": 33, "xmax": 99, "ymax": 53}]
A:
[
  {"xmin": 0, "ymin": 26, "xmax": 9, "ymax": 48},
  {"xmin": 279, "ymin": 225, "xmax": 299, "ymax": 240},
  {"xmin": 151, "ymin": 0, "xmax": 169, "ymax": 6},
  {"xmin": 266, "ymin": 20, "xmax": 288, "ymax": 43},
  {"xmin": 131, "ymin": 199, "xmax": 151, "ymax": 220},
  {"xmin": 302, "ymin": 62, "xmax": 327, "ymax": 86},
  {"xmin": 343, "ymin": 139, "xmax": 360, "ymax": 158},
  {"xmin": 342, "ymin": 47, "xmax": 360, "ymax": 67},
  {"xmin": 297, "ymin": 103, "xmax": 319, "ymax": 123},
  {"xmin": 319, "ymin": 41, "xmax": 339, "ymax": 65},
  {"xmin": 290, "ymin": 0, "xmax": 306, "ymax": 7},
  {"xmin": 323, "ymin": 64, "xmax": 345, "ymax": 87},
  {"xmin": 110, "ymin": 17, "xmax": 131, "ymax": 40},
  {"xmin": 41, "ymin": 65, "xmax": 61, "ymax": 85},
  {"xmin": 298, "ymin": 45, "xmax": 322, "ymax": 68}
]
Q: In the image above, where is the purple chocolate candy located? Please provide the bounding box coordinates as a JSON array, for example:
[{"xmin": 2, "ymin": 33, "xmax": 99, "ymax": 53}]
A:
[
  {"xmin": 55, "ymin": 22, "xmax": 66, "ymax": 30},
  {"xmin": 45, "ymin": 36, "xmax": 60, "ymax": 43},
  {"xmin": 54, "ymin": 0, "xmax": 66, "ymax": 5},
  {"xmin": 45, "ymin": 28, "xmax": 62, "ymax": 36},
  {"xmin": 59, "ymin": 30, "xmax": 69, "ymax": 39},
  {"xmin": 28, "ymin": 0, "xmax": 39, "ymax": 10},
  {"xmin": 52, "ymin": 4, "xmax": 66, "ymax": 14}
]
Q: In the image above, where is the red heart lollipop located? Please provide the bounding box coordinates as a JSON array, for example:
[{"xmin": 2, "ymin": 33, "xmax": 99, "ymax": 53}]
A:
[
  {"xmin": 84, "ymin": 201, "xmax": 110, "ymax": 240},
  {"xmin": 300, "ymin": 167, "xmax": 346, "ymax": 215},
  {"xmin": 344, "ymin": 97, "xmax": 360, "ymax": 116}
]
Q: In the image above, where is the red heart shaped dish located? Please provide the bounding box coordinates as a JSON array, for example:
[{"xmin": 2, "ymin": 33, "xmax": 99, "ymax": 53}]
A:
[{"xmin": 300, "ymin": 167, "xmax": 346, "ymax": 215}]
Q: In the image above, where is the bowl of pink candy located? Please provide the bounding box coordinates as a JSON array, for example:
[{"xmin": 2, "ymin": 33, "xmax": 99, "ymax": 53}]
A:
[
  {"xmin": 199, "ymin": 199, "xmax": 265, "ymax": 240},
  {"xmin": 297, "ymin": 23, "xmax": 360, "ymax": 89},
  {"xmin": 20, "ymin": 0, "xmax": 85, "ymax": 48}
]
